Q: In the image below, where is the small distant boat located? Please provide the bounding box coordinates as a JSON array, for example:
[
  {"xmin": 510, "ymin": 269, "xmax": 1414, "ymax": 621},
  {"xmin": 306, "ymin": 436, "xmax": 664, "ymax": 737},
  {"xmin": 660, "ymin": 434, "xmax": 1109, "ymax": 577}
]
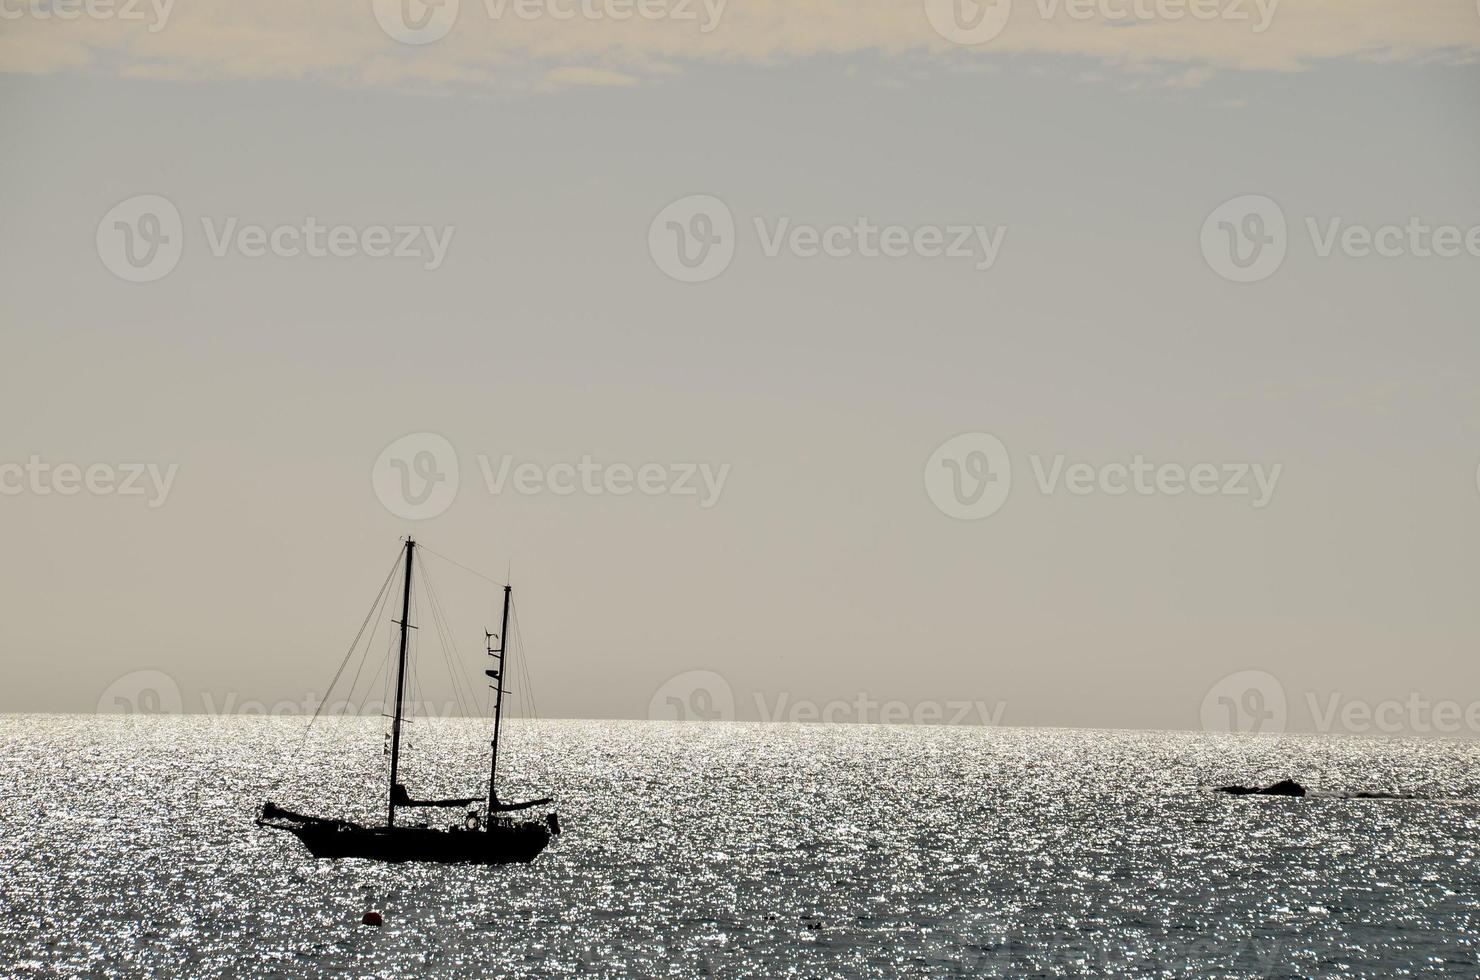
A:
[{"xmin": 258, "ymin": 537, "xmax": 559, "ymax": 864}]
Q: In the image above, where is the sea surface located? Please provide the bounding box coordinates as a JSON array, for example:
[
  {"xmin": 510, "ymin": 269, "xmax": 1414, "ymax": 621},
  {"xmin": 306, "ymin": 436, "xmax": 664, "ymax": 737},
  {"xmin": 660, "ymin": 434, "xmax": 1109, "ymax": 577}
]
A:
[{"xmin": 2, "ymin": 715, "xmax": 1479, "ymax": 977}]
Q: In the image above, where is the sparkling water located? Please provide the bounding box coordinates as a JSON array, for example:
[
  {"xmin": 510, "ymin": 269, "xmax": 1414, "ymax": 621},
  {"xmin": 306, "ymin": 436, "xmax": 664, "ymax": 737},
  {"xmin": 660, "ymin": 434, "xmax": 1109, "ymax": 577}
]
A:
[{"xmin": 2, "ymin": 715, "xmax": 1478, "ymax": 977}]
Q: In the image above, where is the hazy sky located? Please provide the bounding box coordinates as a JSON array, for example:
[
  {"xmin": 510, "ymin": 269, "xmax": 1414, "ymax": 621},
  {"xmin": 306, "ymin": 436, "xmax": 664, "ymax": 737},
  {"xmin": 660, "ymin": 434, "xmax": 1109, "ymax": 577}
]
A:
[{"xmin": 3, "ymin": 0, "xmax": 1479, "ymax": 733}]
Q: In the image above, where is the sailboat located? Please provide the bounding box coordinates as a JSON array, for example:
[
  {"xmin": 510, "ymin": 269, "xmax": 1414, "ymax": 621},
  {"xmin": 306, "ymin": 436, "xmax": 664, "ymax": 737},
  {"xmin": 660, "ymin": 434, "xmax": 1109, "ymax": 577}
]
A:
[{"xmin": 258, "ymin": 537, "xmax": 560, "ymax": 864}]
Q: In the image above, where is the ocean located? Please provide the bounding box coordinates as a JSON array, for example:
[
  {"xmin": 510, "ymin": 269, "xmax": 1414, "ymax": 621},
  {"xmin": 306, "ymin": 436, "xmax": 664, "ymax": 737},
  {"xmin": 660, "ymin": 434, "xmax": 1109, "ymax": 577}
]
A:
[{"xmin": 2, "ymin": 715, "xmax": 1478, "ymax": 977}]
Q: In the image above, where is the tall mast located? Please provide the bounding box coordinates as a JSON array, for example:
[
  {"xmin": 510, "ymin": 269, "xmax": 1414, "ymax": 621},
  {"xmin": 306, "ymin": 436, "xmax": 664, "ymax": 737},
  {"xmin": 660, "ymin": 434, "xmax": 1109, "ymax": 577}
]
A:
[
  {"xmin": 486, "ymin": 584, "xmax": 512, "ymax": 821},
  {"xmin": 387, "ymin": 537, "xmax": 416, "ymax": 828}
]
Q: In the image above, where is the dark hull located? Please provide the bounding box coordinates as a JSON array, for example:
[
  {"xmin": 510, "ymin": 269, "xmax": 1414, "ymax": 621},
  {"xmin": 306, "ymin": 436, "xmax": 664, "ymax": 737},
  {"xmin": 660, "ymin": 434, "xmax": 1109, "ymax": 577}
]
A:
[{"xmin": 275, "ymin": 820, "xmax": 551, "ymax": 864}]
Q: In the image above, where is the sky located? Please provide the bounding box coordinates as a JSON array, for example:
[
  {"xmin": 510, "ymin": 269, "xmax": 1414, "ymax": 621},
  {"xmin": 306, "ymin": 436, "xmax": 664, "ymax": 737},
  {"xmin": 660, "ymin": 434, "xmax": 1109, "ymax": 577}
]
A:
[{"xmin": 2, "ymin": 0, "xmax": 1479, "ymax": 734}]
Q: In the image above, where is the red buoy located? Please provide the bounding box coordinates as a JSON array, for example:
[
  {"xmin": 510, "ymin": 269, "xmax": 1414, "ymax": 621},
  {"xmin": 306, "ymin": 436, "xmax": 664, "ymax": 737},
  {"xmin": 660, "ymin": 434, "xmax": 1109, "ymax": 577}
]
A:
[{"xmin": 362, "ymin": 912, "xmax": 383, "ymax": 927}]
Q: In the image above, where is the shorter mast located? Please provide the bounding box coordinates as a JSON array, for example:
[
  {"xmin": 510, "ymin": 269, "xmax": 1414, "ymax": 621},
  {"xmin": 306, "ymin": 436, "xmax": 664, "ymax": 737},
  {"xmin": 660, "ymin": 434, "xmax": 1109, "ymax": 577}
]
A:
[{"xmin": 485, "ymin": 584, "xmax": 513, "ymax": 821}]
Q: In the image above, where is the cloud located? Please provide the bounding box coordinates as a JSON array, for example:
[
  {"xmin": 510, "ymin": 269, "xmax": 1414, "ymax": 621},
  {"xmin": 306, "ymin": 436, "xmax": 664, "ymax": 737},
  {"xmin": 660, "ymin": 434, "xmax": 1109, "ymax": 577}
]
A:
[
  {"xmin": 542, "ymin": 65, "xmax": 640, "ymax": 87},
  {"xmin": 1, "ymin": 0, "xmax": 1476, "ymax": 90}
]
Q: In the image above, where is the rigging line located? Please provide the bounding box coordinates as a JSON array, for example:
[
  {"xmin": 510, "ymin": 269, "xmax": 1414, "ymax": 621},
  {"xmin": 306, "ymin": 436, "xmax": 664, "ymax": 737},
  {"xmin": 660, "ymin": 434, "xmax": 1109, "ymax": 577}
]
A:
[
  {"xmin": 482, "ymin": 614, "xmax": 495, "ymax": 720},
  {"xmin": 303, "ymin": 550, "xmax": 402, "ymax": 736},
  {"xmin": 418, "ymin": 543, "xmax": 507, "ymax": 589},
  {"xmin": 511, "ymin": 607, "xmax": 527, "ymax": 721},
  {"xmin": 402, "ymin": 586, "xmax": 426, "ymax": 781},
  {"xmin": 426, "ymin": 580, "xmax": 465, "ymax": 720},
  {"xmin": 266, "ymin": 549, "xmax": 403, "ymax": 791},
  {"xmin": 357, "ymin": 589, "xmax": 396, "ymax": 718},
  {"xmin": 411, "ymin": 584, "xmax": 423, "ymax": 726},
  {"xmin": 508, "ymin": 600, "xmax": 525, "ymax": 721},
  {"xmin": 377, "ymin": 615, "xmax": 396, "ymax": 723},
  {"xmin": 434, "ymin": 571, "xmax": 480, "ymax": 721},
  {"xmin": 419, "ymin": 560, "xmax": 460, "ymax": 717},
  {"xmin": 377, "ymin": 628, "xmax": 395, "ymax": 775},
  {"xmin": 521, "ymin": 601, "xmax": 536, "ymax": 719},
  {"xmin": 512, "ymin": 600, "xmax": 539, "ymax": 723},
  {"xmin": 422, "ymin": 560, "xmax": 478, "ymax": 720},
  {"xmin": 338, "ymin": 555, "xmax": 399, "ymax": 723}
]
